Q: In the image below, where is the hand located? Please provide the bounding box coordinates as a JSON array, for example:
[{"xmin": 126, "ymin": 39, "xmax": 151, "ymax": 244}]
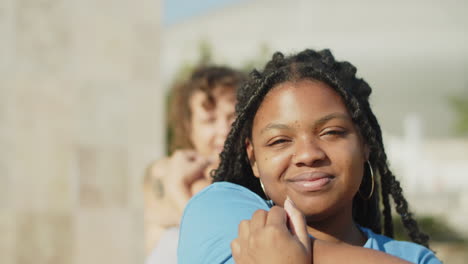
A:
[
  {"xmin": 143, "ymin": 150, "xmax": 213, "ymax": 253},
  {"xmin": 144, "ymin": 150, "xmax": 212, "ymax": 226},
  {"xmin": 159, "ymin": 150, "xmax": 212, "ymax": 213},
  {"xmin": 231, "ymin": 197, "xmax": 312, "ymax": 264},
  {"xmin": 190, "ymin": 158, "xmax": 219, "ymax": 195}
]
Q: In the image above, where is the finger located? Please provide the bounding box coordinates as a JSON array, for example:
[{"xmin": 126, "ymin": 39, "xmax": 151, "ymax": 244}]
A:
[
  {"xmin": 238, "ymin": 219, "xmax": 250, "ymax": 242},
  {"xmin": 231, "ymin": 238, "xmax": 240, "ymax": 260},
  {"xmin": 184, "ymin": 150, "xmax": 198, "ymax": 161},
  {"xmin": 171, "ymin": 184, "xmax": 191, "ymax": 212},
  {"xmin": 190, "ymin": 178, "xmax": 211, "ymax": 196},
  {"xmin": 284, "ymin": 196, "xmax": 311, "ymax": 252},
  {"xmin": 172, "ymin": 149, "xmax": 198, "ymax": 161},
  {"xmin": 265, "ymin": 206, "xmax": 288, "ymax": 227},
  {"xmin": 183, "ymin": 157, "xmax": 212, "ymax": 185},
  {"xmin": 203, "ymin": 163, "xmax": 217, "ymax": 180},
  {"xmin": 249, "ymin": 209, "xmax": 267, "ymax": 234},
  {"xmin": 170, "ymin": 156, "xmax": 211, "ymax": 211}
]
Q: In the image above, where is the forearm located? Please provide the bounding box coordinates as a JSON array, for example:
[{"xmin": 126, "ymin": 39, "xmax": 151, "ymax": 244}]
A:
[
  {"xmin": 312, "ymin": 240, "xmax": 412, "ymax": 264},
  {"xmin": 146, "ymin": 191, "xmax": 181, "ymax": 220},
  {"xmin": 144, "ymin": 223, "xmax": 166, "ymax": 254},
  {"xmin": 143, "ymin": 182, "xmax": 182, "ymax": 255},
  {"xmin": 144, "ymin": 199, "xmax": 181, "ymax": 254}
]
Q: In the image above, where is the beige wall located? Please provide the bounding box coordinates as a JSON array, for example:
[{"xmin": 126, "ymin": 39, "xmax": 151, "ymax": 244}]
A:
[{"xmin": 0, "ymin": 0, "xmax": 163, "ymax": 263}]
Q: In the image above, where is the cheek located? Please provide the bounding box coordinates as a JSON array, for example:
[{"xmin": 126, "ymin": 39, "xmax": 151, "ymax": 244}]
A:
[
  {"xmin": 335, "ymin": 142, "xmax": 365, "ymax": 191},
  {"xmin": 191, "ymin": 124, "xmax": 216, "ymax": 151},
  {"xmin": 260, "ymin": 151, "xmax": 292, "ymax": 206},
  {"xmin": 192, "ymin": 122, "xmax": 214, "ymax": 138},
  {"xmin": 350, "ymin": 157, "xmax": 364, "ymax": 188},
  {"xmin": 256, "ymin": 149, "xmax": 292, "ymax": 183}
]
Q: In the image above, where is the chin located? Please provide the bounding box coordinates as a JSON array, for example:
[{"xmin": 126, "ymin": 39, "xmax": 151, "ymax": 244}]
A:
[{"xmin": 295, "ymin": 198, "xmax": 337, "ymax": 219}]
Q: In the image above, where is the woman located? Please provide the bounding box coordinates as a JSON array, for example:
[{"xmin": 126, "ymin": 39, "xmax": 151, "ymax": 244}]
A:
[
  {"xmin": 178, "ymin": 49, "xmax": 441, "ymax": 263},
  {"xmin": 143, "ymin": 65, "xmax": 244, "ymax": 263}
]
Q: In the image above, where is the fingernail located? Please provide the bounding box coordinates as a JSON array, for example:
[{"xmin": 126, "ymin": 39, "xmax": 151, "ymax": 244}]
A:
[
  {"xmin": 285, "ymin": 196, "xmax": 296, "ymax": 208},
  {"xmin": 284, "ymin": 196, "xmax": 292, "ymax": 210},
  {"xmin": 284, "ymin": 196, "xmax": 293, "ymax": 224}
]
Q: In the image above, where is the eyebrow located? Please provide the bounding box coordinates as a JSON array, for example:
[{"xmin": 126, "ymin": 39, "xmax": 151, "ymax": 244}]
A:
[
  {"xmin": 315, "ymin": 113, "xmax": 350, "ymax": 127},
  {"xmin": 260, "ymin": 113, "xmax": 350, "ymax": 134}
]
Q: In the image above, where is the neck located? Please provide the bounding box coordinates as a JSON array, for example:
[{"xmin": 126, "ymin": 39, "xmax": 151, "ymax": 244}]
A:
[{"xmin": 305, "ymin": 203, "xmax": 366, "ymax": 246}]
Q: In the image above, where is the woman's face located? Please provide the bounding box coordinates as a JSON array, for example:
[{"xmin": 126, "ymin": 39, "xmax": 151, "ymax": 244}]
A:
[
  {"xmin": 247, "ymin": 79, "xmax": 369, "ymax": 221},
  {"xmin": 189, "ymin": 86, "xmax": 236, "ymax": 160}
]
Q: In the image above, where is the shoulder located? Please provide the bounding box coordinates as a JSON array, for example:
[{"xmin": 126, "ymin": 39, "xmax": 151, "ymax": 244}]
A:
[
  {"xmin": 181, "ymin": 182, "xmax": 270, "ymax": 226},
  {"xmin": 189, "ymin": 181, "xmax": 268, "ymax": 205},
  {"xmin": 178, "ymin": 182, "xmax": 270, "ymax": 264},
  {"xmin": 361, "ymin": 227, "xmax": 442, "ymax": 264}
]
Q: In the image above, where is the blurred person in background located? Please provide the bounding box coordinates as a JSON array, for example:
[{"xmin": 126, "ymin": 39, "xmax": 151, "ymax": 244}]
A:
[{"xmin": 143, "ymin": 65, "xmax": 245, "ymax": 263}]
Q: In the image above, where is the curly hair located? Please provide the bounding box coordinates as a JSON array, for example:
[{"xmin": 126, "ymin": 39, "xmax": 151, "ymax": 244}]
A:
[
  {"xmin": 213, "ymin": 49, "xmax": 430, "ymax": 247},
  {"xmin": 168, "ymin": 65, "xmax": 245, "ymax": 154}
]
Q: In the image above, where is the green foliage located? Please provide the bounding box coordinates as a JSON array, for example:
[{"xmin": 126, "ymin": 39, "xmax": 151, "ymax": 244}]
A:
[
  {"xmin": 241, "ymin": 43, "xmax": 271, "ymax": 72},
  {"xmin": 393, "ymin": 215, "xmax": 466, "ymax": 242},
  {"xmin": 171, "ymin": 40, "xmax": 215, "ymax": 85},
  {"xmin": 448, "ymin": 90, "xmax": 468, "ymax": 136},
  {"xmin": 198, "ymin": 39, "xmax": 213, "ymax": 65},
  {"xmin": 165, "ymin": 90, "xmax": 174, "ymax": 155}
]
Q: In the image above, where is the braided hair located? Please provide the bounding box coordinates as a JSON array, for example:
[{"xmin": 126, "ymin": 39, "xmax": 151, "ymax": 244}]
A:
[{"xmin": 213, "ymin": 49, "xmax": 430, "ymax": 247}]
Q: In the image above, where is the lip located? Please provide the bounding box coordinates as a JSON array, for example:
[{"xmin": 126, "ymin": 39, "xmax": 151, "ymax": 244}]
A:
[{"xmin": 286, "ymin": 171, "xmax": 335, "ymax": 192}]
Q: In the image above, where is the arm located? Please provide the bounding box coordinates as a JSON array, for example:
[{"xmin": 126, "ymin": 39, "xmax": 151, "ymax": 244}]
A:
[
  {"xmin": 312, "ymin": 240, "xmax": 412, "ymax": 264},
  {"xmin": 178, "ymin": 182, "xmax": 271, "ymax": 264},
  {"xmin": 232, "ymin": 198, "xmax": 413, "ymax": 264},
  {"xmin": 143, "ymin": 150, "xmax": 211, "ymax": 254},
  {"xmin": 143, "ymin": 158, "xmax": 178, "ymax": 254}
]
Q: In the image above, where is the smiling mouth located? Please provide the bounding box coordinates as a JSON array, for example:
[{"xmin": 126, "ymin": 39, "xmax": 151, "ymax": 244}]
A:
[{"xmin": 286, "ymin": 172, "xmax": 335, "ymax": 192}]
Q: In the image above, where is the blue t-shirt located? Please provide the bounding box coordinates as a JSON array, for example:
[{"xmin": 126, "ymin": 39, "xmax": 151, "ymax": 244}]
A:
[{"xmin": 178, "ymin": 182, "xmax": 441, "ymax": 264}]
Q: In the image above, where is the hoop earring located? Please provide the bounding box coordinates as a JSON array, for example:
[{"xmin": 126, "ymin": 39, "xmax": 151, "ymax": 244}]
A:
[{"xmin": 359, "ymin": 161, "xmax": 375, "ymax": 200}]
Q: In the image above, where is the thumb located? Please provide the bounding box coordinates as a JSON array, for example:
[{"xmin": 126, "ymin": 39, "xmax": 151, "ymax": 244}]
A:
[
  {"xmin": 183, "ymin": 157, "xmax": 212, "ymax": 185},
  {"xmin": 173, "ymin": 157, "xmax": 211, "ymax": 210},
  {"xmin": 284, "ymin": 196, "xmax": 311, "ymax": 252}
]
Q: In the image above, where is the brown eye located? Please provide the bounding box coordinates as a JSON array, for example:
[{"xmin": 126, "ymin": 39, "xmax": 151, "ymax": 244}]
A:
[
  {"xmin": 321, "ymin": 129, "xmax": 347, "ymax": 139},
  {"xmin": 325, "ymin": 130, "xmax": 345, "ymax": 136},
  {"xmin": 268, "ymin": 138, "xmax": 290, "ymax": 146}
]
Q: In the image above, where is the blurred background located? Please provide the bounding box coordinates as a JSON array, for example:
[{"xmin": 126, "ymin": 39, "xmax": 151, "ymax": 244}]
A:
[{"xmin": 1, "ymin": 0, "xmax": 467, "ymax": 263}]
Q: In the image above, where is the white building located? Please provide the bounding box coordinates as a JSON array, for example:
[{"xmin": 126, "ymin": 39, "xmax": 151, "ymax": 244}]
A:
[{"xmin": 386, "ymin": 115, "xmax": 468, "ymax": 234}]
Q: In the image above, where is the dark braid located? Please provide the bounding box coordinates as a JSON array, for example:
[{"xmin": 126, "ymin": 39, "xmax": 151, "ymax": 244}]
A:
[{"xmin": 213, "ymin": 49, "xmax": 430, "ymax": 247}]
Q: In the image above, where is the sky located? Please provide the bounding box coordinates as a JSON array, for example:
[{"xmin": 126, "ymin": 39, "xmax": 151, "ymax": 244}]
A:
[{"xmin": 163, "ymin": 0, "xmax": 247, "ymax": 25}]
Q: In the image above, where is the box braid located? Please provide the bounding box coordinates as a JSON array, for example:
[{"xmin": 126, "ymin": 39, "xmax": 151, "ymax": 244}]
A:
[{"xmin": 213, "ymin": 49, "xmax": 430, "ymax": 247}]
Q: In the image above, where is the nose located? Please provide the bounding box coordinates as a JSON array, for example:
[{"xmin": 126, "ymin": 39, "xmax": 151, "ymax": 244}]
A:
[
  {"xmin": 293, "ymin": 138, "xmax": 327, "ymax": 167},
  {"xmin": 215, "ymin": 117, "xmax": 232, "ymax": 141}
]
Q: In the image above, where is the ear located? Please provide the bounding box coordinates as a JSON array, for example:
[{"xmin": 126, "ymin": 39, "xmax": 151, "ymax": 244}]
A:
[{"xmin": 246, "ymin": 139, "xmax": 260, "ymax": 178}]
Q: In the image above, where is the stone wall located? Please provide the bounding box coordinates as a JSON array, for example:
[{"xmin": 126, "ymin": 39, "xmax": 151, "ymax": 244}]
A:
[{"xmin": 0, "ymin": 0, "xmax": 162, "ymax": 263}]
